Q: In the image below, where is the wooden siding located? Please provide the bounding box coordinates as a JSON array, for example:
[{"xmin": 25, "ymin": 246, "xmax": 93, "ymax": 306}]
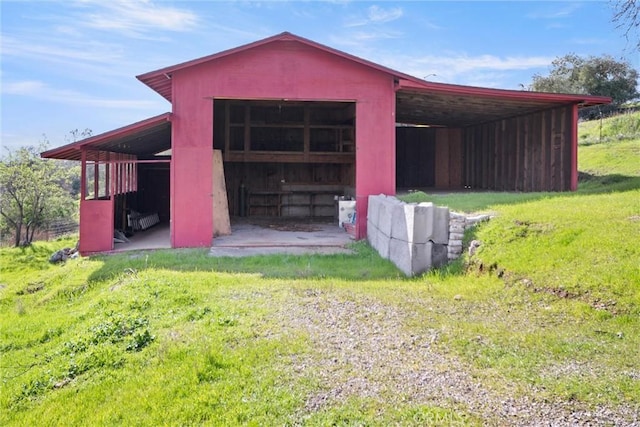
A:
[
  {"xmin": 396, "ymin": 127, "xmax": 435, "ymax": 188},
  {"xmin": 224, "ymin": 162, "xmax": 354, "ymax": 217},
  {"xmin": 395, "ymin": 127, "xmax": 463, "ymax": 190},
  {"xmin": 462, "ymin": 105, "xmax": 573, "ymax": 191},
  {"xmin": 435, "ymin": 128, "xmax": 463, "ymax": 189}
]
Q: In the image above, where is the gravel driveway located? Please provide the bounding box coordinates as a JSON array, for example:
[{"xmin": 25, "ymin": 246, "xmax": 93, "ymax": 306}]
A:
[{"xmin": 278, "ymin": 289, "xmax": 639, "ymax": 426}]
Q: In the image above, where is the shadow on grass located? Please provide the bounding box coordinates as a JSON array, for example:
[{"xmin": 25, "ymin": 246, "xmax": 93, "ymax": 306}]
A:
[
  {"xmin": 0, "ymin": 243, "xmax": 61, "ymax": 273},
  {"xmin": 87, "ymin": 241, "xmax": 406, "ymax": 284},
  {"xmin": 577, "ymin": 173, "xmax": 640, "ymax": 194}
]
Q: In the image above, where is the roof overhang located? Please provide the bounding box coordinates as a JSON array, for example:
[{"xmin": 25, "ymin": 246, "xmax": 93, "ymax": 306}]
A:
[
  {"xmin": 395, "ymin": 79, "xmax": 612, "ymax": 127},
  {"xmin": 41, "ymin": 113, "xmax": 172, "ymax": 161}
]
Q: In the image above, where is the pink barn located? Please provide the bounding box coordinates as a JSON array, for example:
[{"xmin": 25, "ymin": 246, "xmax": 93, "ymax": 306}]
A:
[{"xmin": 42, "ymin": 32, "xmax": 610, "ymax": 254}]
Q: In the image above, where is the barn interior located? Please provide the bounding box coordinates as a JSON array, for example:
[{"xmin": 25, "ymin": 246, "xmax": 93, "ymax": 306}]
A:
[
  {"xmin": 213, "ymin": 99, "xmax": 356, "ymax": 224},
  {"xmin": 212, "ymin": 90, "xmax": 580, "ymax": 228},
  {"xmin": 395, "ymin": 87, "xmax": 578, "ymax": 193},
  {"xmin": 78, "ymin": 118, "xmax": 172, "ymax": 251}
]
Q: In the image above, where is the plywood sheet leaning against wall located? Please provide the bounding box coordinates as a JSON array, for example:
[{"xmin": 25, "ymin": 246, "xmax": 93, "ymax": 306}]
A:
[{"xmin": 212, "ymin": 150, "xmax": 231, "ymax": 236}]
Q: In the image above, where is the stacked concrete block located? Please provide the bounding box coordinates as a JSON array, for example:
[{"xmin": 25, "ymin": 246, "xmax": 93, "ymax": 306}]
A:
[
  {"xmin": 367, "ymin": 195, "xmax": 450, "ymax": 276},
  {"xmin": 448, "ymin": 212, "xmax": 467, "ymax": 260},
  {"xmin": 447, "ymin": 212, "xmax": 491, "ymax": 261}
]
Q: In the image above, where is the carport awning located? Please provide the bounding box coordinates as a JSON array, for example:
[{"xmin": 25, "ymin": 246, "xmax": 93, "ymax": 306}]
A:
[
  {"xmin": 41, "ymin": 113, "xmax": 172, "ymax": 161},
  {"xmin": 395, "ymin": 79, "xmax": 611, "ymax": 127}
]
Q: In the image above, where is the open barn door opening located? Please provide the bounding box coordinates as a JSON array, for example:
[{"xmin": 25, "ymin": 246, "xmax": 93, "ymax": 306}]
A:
[{"xmin": 213, "ymin": 99, "xmax": 356, "ymax": 226}]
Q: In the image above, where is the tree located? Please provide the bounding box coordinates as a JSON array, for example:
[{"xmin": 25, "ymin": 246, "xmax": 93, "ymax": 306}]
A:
[
  {"xmin": 612, "ymin": 0, "xmax": 640, "ymax": 51},
  {"xmin": 530, "ymin": 54, "xmax": 639, "ymax": 105},
  {"xmin": 0, "ymin": 145, "xmax": 76, "ymax": 246}
]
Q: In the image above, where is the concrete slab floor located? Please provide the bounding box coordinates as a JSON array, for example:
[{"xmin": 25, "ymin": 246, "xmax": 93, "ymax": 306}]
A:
[
  {"xmin": 210, "ymin": 218, "xmax": 355, "ymax": 257},
  {"xmin": 112, "ymin": 224, "xmax": 171, "ymax": 252},
  {"xmin": 108, "ymin": 219, "xmax": 354, "ymax": 257}
]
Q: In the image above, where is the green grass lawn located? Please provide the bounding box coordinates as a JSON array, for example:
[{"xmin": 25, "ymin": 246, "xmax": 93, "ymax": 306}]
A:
[
  {"xmin": 579, "ymin": 111, "xmax": 640, "ymax": 145},
  {"xmin": 1, "ymin": 115, "xmax": 639, "ymax": 425}
]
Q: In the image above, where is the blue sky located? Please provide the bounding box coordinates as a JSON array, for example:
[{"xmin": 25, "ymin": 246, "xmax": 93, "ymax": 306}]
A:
[{"xmin": 2, "ymin": 0, "xmax": 638, "ymax": 151}]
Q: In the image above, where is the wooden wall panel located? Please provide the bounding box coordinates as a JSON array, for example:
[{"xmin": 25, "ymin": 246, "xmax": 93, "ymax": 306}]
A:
[
  {"xmin": 462, "ymin": 104, "xmax": 573, "ymax": 192},
  {"xmin": 138, "ymin": 165, "xmax": 170, "ymax": 223},
  {"xmin": 434, "ymin": 128, "xmax": 450, "ymax": 189},
  {"xmin": 395, "ymin": 127, "xmax": 463, "ymax": 191},
  {"xmin": 223, "ymin": 162, "xmax": 354, "ymax": 216},
  {"xmin": 395, "ymin": 127, "xmax": 435, "ymax": 189},
  {"xmin": 448, "ymin": 129, "xmax": 463, "ymax": 189}
]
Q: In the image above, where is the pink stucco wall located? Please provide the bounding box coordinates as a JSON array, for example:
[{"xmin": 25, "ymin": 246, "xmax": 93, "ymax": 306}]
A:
[{"xmin": 170, "ymin": 40, "xmax": 396, "ymax": 245}]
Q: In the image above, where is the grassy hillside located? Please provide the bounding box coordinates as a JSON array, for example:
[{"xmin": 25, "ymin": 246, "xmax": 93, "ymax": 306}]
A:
[
  {"xmin": 1, "ymin": 115, "xmax": 639, "ymax": 425},
  {"xmin": 579, "ymin": 111, "xmax": 640, "ymax": 146}
]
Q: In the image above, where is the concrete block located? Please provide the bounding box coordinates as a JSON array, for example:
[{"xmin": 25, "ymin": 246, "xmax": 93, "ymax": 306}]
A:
[
  {"xmin": 376, "ymin": 198, "xmax": 395, "ymax": 238},
  {"xmin": 365, "ymin": 195, "xmax": 455, "ymax": 276},
  {"xmin": 431, "ymin": 244, "xmax": 449, "ymax": 268},
  {"xmin": 432, "ymin": 206, "xmax": 450, "ymax": 244},
  {"xmin": 466, "ymin": 214, "xmax": 490, "ymax": 226},
  {"xmin": 412, "ymin": 242, "xmax": 433, "ymax": 275},
  {"xmin": 389, "ymin": 238, "xmax": 413, "ymax": 276},
  {"xmin": 367, "ymin": 219, "xmax": 378, "ymax": 251},
  {"xmin": 390, "ymin": 203, "xmax": 411, "ymax": 243},
  {"xmin": 449, "ymin": 224, "xmax": 465, "ymax": 234},
  {"xmin": 388, "ymin": 239, "xmax": 436, "ymax": 276},
  {"xmin": 367, "ymin": 195, "xmax": 382, "ymax": 225},
  {"xmin": 449, "ymin": 232, "xmax": 464, "ymax": 241},
  {"xmin": 407, "ymin": 203, "xmax": 434, "ymax": 244},
  {"xmin": 448, "ymin": 246, "xmax": 461, "ymax": 253},
  {"xmin": 376, "ymin": 231, "xmax": 391, "ymax": 259}
]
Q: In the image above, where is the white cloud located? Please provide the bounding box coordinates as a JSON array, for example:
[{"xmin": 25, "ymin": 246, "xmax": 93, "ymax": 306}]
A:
[
  {"xmin": 78, "ymin": 0, "xmax": 199, "ymax": 35},
  {"xmin": 367, "ymin": 5, "xmax": 403, "ymax": 24},
  {"xmin": 345, "ymin": 5, "xmax": 403, "ymax": 27},
  {"xmin": 412, "ymin": 54, "xmax": 554, "ymax": 73},
  {"xmin": 352, "ymin": 30, "xmax": 403, "ymax": 41},
  {"xmin": 3, "ymin": 79, "xmax": 161, "ymax": 109},
  {"xmin": 2, "ymin": 35, "xmax": 123, "ymax": 64},
  {"xmin": 3, "ymin": 80, "xmax": 47, "ymax": 95},
  {"xmin": 569, "ymin": 37, "xmax": 606, "ymax": 46},
  {"xmin": 372, "ymin": 52, "xmax": 554, "ymax": 88},
  {"xmin": 527, "ymin": 3, "xmax": 582, "ymax": 20}
]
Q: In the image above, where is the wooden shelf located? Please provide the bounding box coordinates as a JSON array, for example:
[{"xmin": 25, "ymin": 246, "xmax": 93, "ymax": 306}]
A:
[
  {"xmin": 225, "ymin": 151, "xmax": 354, "ymax": 164},
  {"xmin": 247, "ymin": 191, "xmax": 289, "ymax": 217},
  {"xmin": 247, "ymin": 189, "xmax": 338, "ymax": 218},
  {"xmin": 220, "ymin": 100, "xmax": 355, "ymax": 163},
  {"xmin": 281, "ymin": 190, "xmax": 336, "ymax": 217}
]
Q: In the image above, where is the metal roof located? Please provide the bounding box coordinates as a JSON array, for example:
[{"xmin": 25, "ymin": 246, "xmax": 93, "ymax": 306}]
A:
[{"xmin": 41, "ymin": 113, "xmax": 171, "ymax": 161}]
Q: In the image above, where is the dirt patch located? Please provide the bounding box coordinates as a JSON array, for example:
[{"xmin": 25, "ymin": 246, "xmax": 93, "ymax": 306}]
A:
[
  {"xmin": 277, "ymin": 290, "xmax": 638, "ymax": 425},
  {"xmin": 16, "ymin": 282, "xmax": 45, "ymax": 295}
]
